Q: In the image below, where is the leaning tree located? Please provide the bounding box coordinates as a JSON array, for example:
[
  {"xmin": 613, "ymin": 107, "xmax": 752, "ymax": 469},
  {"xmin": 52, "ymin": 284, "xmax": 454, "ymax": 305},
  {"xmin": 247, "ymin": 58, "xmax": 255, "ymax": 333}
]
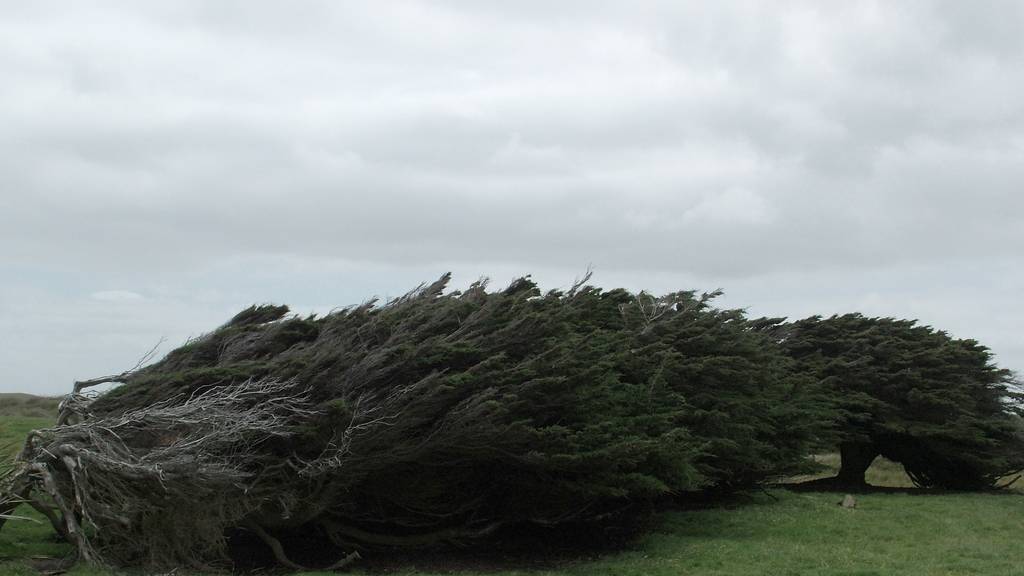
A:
[
  {"xmin": 0, "ymin": 275, "xmax": 821, "ymax": 571},
  {"xmin": 780, "ymin": 313, "xmax": 1024, "ymax": 489}
]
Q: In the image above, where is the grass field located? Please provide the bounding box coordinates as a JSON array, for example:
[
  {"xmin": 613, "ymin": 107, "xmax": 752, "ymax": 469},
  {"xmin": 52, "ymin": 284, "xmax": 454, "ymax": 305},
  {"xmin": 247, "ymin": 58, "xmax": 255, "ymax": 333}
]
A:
[
  {"xmin": 0, "ymin": 394, "xmax": 60, "ymax": 418},
  {"xmin": 2, "ymin": 416, "xmax": 1023, "ymax": 575},
  {"xmin": 791, "ymin": 452, "xmax": 919, "ymax": 488}
]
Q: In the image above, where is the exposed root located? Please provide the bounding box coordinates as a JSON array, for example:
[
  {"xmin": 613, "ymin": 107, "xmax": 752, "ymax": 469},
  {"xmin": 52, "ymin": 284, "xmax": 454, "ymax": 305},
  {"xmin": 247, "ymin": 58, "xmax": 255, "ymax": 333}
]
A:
[
  {"xmin": 245, "ymin": 521, "xmax": 307, "ymax": 571},
  {"xmin": 325, "ymin": 551, "xmax": 362, "ymax": 570},
  {"xmin": 27, "ymin": 496, "xmax": 69, "ymax": 541},
  {"xmin": 323, "ymin": 518, "xmax": 507, "ymax": 548},
  {"xmin": 30, "ymin": 462, "xmax": 99, "ymax": 566}
]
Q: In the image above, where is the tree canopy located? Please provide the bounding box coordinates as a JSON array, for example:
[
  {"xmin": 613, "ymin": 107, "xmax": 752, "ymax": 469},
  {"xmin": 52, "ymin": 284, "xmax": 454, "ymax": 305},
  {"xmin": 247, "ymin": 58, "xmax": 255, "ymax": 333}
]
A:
[
  {"xmin": 4, "ymin": 278, "xmax": 1021, "ymax": 571},
  {"xmin": 1, "ymin": 276, "xmax": 820, "ymax": 570},
  {"xmin": 780, "ymin": 313, "xmax": 1024, "ymax": 489}
]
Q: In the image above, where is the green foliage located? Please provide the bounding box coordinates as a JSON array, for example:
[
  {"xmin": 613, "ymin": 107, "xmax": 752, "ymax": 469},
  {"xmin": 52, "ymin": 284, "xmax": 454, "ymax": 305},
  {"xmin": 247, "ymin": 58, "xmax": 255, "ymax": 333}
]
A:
[
  {"xmin": 82, "ymin": 275, "xmax": 821, "ymax": 560},
  {"xmin": 781, "ymin": 314, "xmax": 1024, "ymax": 489},
  {"xmin": 616, "ymin": 293, "xmax": 826, "ymax": 490},
  {"xmin": 226, "ymin": 304, "xmax": 291, "ymax": 327}
]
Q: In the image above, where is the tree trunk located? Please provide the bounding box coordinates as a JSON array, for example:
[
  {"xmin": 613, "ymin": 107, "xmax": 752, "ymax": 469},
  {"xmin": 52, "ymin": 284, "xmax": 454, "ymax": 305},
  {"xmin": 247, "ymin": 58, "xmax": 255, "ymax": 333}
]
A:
[
  {"xmin": 0, "ymin": 474, "xmax": 31, "ymax": 532},
  {"xmin": 835, "ymin": 442, "xmax": 878, "ymax": 487}
]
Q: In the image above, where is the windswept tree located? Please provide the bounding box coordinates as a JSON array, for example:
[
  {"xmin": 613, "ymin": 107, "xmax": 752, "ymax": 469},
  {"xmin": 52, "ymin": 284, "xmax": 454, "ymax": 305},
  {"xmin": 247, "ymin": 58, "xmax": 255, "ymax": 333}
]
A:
[
  {"xmin": 0, "ymin": 276, "xmax": 821, "ymax": 570},
  {"xmin": 780, "ymin": 313, "xmax": 1024, "ymax": 489}
]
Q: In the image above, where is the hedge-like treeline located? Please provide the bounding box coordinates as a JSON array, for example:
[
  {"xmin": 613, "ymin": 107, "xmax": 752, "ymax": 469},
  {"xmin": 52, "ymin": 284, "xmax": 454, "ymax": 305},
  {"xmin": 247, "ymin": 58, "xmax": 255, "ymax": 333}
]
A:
[{"xmin": 1, "ymin": 275, "xmax": 1021, "ymax": 571}]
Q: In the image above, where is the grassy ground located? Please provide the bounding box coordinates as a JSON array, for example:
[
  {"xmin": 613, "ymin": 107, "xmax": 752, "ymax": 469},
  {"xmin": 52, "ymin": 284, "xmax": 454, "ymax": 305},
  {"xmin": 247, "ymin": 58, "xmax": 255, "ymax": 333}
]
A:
[
  {"xmin": 0, "ymin": 395, "xmax": 61, "ymax": 418},
  {"xmin": 0, "ymin": 417, "xmax": 51, "ymax": 466},
  {"xmin": 2, "ymin": 415, "xmax": 1023, "ymax": 575},
  {"xmin": 790, "ymin": 453, "xmax": 918, "ymax": 488}
]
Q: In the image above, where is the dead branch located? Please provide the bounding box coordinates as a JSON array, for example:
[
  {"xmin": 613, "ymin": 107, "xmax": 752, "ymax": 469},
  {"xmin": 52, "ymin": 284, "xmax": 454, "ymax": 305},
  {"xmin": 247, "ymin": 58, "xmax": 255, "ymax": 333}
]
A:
[
  {"xmin": 57, "ymin": 339, "xmax": 164, "ymax": 425},
  {"xmin": 7, "ymin": 378, "xmax": 334, "ymax": 569}
]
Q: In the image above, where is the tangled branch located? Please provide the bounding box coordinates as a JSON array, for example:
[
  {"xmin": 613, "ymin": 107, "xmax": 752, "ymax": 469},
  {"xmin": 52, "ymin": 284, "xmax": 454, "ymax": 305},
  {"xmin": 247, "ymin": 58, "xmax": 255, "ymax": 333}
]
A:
[{"xmin": 3, "ymin": 378, "xmax": 363, "ymax": 570}]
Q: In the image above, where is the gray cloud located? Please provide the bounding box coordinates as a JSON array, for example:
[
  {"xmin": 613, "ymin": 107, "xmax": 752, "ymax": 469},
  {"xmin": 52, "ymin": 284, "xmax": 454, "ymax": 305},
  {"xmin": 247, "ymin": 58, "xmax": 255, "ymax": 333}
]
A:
[{"xmin": 2, "ymin": 1, "xmax": 1023, "ymax": 393}]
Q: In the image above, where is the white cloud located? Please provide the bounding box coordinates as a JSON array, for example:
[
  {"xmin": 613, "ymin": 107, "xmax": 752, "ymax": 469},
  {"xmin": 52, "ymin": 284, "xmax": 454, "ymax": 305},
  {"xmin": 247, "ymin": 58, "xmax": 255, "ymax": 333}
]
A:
[
  {"xmin": 90, "ymin": 290, "xmax": 145, "ymax": 302},
  {"xmin": 1, "ymin": 1, "xmax": 1023, "ymax": 392},
  {"xmin": 683, "ymin": 188, "xmax": 776, "ymax": 225}
]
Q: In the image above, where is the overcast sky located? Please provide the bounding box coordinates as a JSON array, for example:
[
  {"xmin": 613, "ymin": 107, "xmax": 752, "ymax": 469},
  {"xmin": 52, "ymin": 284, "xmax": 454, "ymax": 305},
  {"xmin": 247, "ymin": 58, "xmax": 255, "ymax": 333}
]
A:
[{"xmin": 2, "ymin": 1, "xmax": 1022, "ymax": 395}]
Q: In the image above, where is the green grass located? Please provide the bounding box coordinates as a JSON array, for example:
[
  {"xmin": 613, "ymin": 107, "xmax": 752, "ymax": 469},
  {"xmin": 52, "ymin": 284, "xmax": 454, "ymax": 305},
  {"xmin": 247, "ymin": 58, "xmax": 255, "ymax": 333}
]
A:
[
  {"xmin": 2, "ymin": 415, "xmax": 1023, "ymax": 575},
  {"xmin": 4, "ymin": 491, "xmax": 1024, "ymax": 576},
  {"xmin": 790, "ymin": 453, "xmax": 918, "ymax": 488},
  {"xmin": 303, "ymin": 492, "xmax": 1024, "ymax": 576},
  {"xmin": 1, "ymin": 416, "xmax": 51, "ymax": 454}
]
